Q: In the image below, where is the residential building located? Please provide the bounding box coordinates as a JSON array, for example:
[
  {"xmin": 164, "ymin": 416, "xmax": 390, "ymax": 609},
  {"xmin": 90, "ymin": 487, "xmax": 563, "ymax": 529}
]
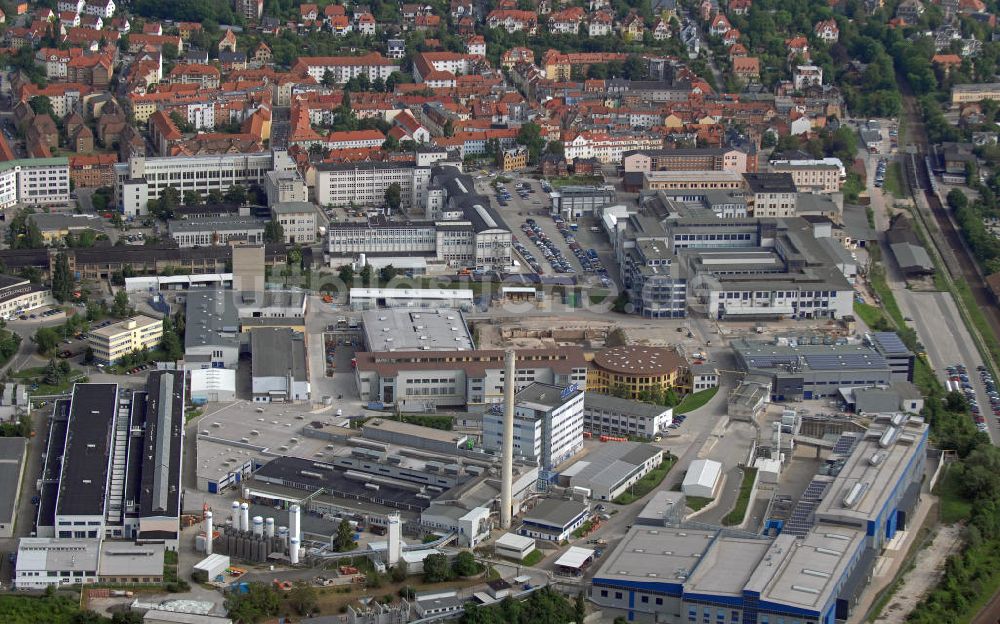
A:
[
  {"xmin": 271, "ymin": 201, "xmax": 317, "ymax": 244},
  {"xmin": 583, "ymin": 392, "xmax": 673, "ymax": 439},
  {"xmin": 501, "ymin": 146, "xmax": 528, "ymax": 171},
  {"xmin": 292, "ymin": 53, "xmax": 397, "ymax": 83},
  {"xmin": 87, "ymin": 315, "xmax": 164, "ymax": 364},
  {"xmin": 768, "ymin": 158, "xmax": 844, "ymax": 193},
  {"xmin": 793, "ymin": 64, "xmax": 824, "ymax": 90},
  {"xmin": 0, "ymin": 157, "xmax": 71, "ymax": 209}
]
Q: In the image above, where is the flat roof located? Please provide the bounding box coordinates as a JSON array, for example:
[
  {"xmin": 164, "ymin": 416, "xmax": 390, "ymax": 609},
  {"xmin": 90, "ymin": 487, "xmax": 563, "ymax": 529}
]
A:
[
  {"xmin": 515, "ymin": 382, "xmax": 582, "ymax": 412},
  {"xmin": 98, "ymin": 541, "xmax": 165, "ymax": 576},
  {"xmin": 495, "ymin": 532, "xmax": 535, "ymax": 550},
  {"xmin": 139, "ymin": 372, "xmax": 184, "ymax": 519},
  {"xmin": 251, "ymin": 328, "xmax": 307, "ymax": 381},
  {"xmin": 363, "ymin": 418, "xmax": 469, "ymax": 445},
  {"xmin": 584, "ymin": 392, "xmax": 672, "ymax": 419},
  {"xmin": 0, "ymin": 437, "xmax": 26, "ymax": 523},
  {"xmin": 57, "ymin": 383, "xmax": 119, "ymax": 517},
  {"xmin": 351, "ymin": 287, "xmax": 473, "ymax": 300},
  {"xmin": 566, "ymin": 442, "xmax": 662, "ymax": 489},
  {"xmin": 593, "ymin": 526, "xmax": 716, "ymax": 585},
  {"xmin": 91, "ymin": 315, "xmax": 161, "ymax": 339},
  {"xmin": 184, "ymin": 289, "xmax": 240, "ymax": 352},
  {"xmin": 17, "ymin": 538, "xmax": 99, "ymax": 573},
  {"xmin": 684, "ymin": 536, "xmax": 772, "ymax": 596},
  {"xmin": 361, "ymin": 308, "xmax": 474, "ymax": 352},
  {"xmin": 522, "ymin": 498, "xmax": 589, "ymax": 528}
]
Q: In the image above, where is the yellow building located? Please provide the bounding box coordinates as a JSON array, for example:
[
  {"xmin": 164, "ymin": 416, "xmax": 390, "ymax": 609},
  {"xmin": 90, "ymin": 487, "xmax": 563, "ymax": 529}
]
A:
[
  {"xmin": 501, "ymin": 146, "xmax": 528, "ymax": 172},
  {"xmin": 587, "ymin": 345, "xmax": 687, "ymax": 400},
  {"xmin": 87, "ymin": 315, "xmax": 163, "ymax": 364}
]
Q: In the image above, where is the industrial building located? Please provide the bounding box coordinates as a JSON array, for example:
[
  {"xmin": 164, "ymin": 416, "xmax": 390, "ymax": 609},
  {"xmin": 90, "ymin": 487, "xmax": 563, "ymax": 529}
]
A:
[
  {"xmin": 494, "ymin": 532, "xmax": 537, "ymax": 561},
  {"xmin": 184, "ymin": 288, "xmax": 241, "ymax": 369},
  {"xmin": 483, "ymin": 382, "xmax": 585, "ymax": 472},
  {"xmin": 681, "ymin": 459, "xmax": 722, "ymax": 498},
  {"xmin": 168, "ymin": 216, "xmax": 267, "ymax": 248},
  {"xmin": 549, "ymin": 185, "xmax": 617, "ymax": 220},
  {"xmin": 519, "ymin": 498, "xmax": 590, "ymax": 542},
  {"xmin": 560, "ymin": 443, "xmax": 664, "ymax": 501},
  {"xmin": 349, "ymin": 288, "xmax": 474, "ymax": 311},
  {"xmin": 588, "ymin": 413, "xmax": 928, "ymax": 624},
  {"xmin": 189, "ymin": 368, "xmax": 237, "ymax": 403},
  {"xmin": 362, "ymin": 418, "xmax": 470, "ymax": 454},
  {"xmin": 583, "ymin": 392, "xmax": 673, "ymax": 439},
  {"xmin": 315, "ymin": 162, "xmax": 431, "ymax": 212},
  {"xmin": 360, "ymin": 308, "xmax": 474, "ymax": 352},
  {"xmin": 87, "ymin": 315, "xmax": 164, "ymax": 364},
  {"xmin": 354, "ymin": 346, "xmax": 589, "ymax": 409},
  {"xmin": 733, "ymin": 335, "xmax": 912, "ymax": 400},
  {"xmin": 0, "ymin": 437, "xmax": 27, "ymax": 538},
  {"xmin": 250, "ymin": 328, "xmax": 310, "ymax": 402}
]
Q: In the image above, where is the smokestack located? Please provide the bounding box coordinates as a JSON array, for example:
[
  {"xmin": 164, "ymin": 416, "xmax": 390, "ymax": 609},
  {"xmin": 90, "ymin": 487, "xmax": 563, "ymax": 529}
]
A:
[
  {"xmin": 231, "ymin": 501, "xmax": 240, "ymax": 527},
  {"xmin": 265, "ymin": 517, "xmax": 275, "ymax": 538},
  {"xmin": 500, "ymin": 348, "xmax": 516, "ymax": 529},
  {"xmin": 289, "ymin": 537, "xmax": 300, "ymax": 564},
  {"xmin": 290, "ymin": 505, "xmax": 301, "ymax": 541},
  {"xmin": 252, "ymin": 516, "xmax": 264, "ymax": 537},
  {"xmin": 240, "ymin": 503, "xmax": 250, "ymax": 533},
  {"xmin": 204, "ymin": 511, "xmax": 214, "ymax": 555}
]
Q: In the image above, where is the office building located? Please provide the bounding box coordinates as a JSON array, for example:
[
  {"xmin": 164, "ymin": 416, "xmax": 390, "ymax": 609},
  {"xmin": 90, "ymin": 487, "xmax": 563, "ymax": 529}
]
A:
[
  {"xmin": 14, "ymin": 538, "xmax": 101, "ymax": 588},
  {"xmin": 483, "ymin": 382, "xmax": 585, "ymax": 472},
  {"xmin": 361, "ymin": 308, "xmax": 474, "ymax": 352},
  {"xmin": 355, "ymin": 346, "xmax": 589, "ymax": 409},
  {"xmin": 264, "ymin": 169, "xmax": 308, "ymax": 205},
  {"xmin": 271, "ymin": 201, "xmax": 317, "ymax": 244},
  {"xmin": 168, "ymin": 216, "xmax": 266, "ymax": 247},
  {"xmin": 0, "ymin": 274, "xmax": 51, "ymax": 319},
  {"xmin": 622, "ymin": 148, "xmax": 749, "ymax": 174},
  {"xmin": 588, "ymin": 345, "xmax": 687, "ymax": 400},
  {"xmin": 733, "ymin": 335, "xmax": 908, "ymax": 400},
  {"xmin": 744, "ymin": 173, "xmax": 798, "ymax": 218},
  {"xmin": 560, "ymin": 443, "xmax": 663, "ymax": 501},
  {"xmin": 642, "ymin": 170, "xmax": 745, "ymax": 191},
  {"xmin": 315, "ymin": 162, "xmax": 431, "ymax": 212},
  {"xmin": 583, "ymin": 392, "xmax": 673, "ymax": 439},
  {"xmin": 251, "ymin": 328, "xmax": 310, "ymax": 402},
  {"xmin": 115, "ymin": 152, "xmax": 275, "ymax": 216},
  {"xmin": 0, "ymin": 157, "xmax": 71, "ymax": 209},
  {"xmin": 768, "ymin": 159, "xmax": 843, "ymax": 193},
  {"xmin": 87, "ymin": 315, "xmax": 163, "ymax": 364}
]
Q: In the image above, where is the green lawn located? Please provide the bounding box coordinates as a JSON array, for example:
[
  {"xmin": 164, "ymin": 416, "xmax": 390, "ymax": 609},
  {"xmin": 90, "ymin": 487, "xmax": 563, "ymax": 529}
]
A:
[
  {"xmin": 612, "ymin": 456, "xmax": 676, "ymax": 505},
  {"xmin": 675, "ymin": 387, "xmax": 719, "ymax": 414},
  {"xmin": 549, "ymin": 175, "xmax": 604, "ymax": 188},
  {"xmin": 883, "ymin": 162, "xmax": 905, "ymax": 198},
  {"xmin": 935, "ymin": 465, "xmax": 973, "ymax": 524},
  {"xmin": 853, "ymin": 302, "xmax": 886, "ymax": 328},
  {"xmin": 12, "ymin": 366, "xmax": 85, "ymax": 395},
  {"xmin": 521, "ymin": 549, "xmax": 544, "ymax": 567},
  {"xmin": 686, "ymin": 496, "xmax": 713, "ymax": 511},
  {"xmin": 0, "ymin": 595, "xmax": 93, "ymax": 624},
  {"xmin": 722, "ymin": 467, "xmax": 758, "ymax": 526},
  {"xmin": 953, "ymin": 280, "xmax": 1000, "ymax": 374}
]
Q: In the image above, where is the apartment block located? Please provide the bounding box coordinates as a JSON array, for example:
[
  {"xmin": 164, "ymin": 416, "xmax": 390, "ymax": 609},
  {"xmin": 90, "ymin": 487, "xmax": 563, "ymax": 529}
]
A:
[
  {"xmin": 87, "ymin": 315, "xmax": 164, "ymax": 364},
  {"xmin": 0, "ymin": 157, "xmax": 71, "ymax": 209},
  {"xmin": 292, "ymin": 53, "xmax": 397, "ymax": 84}
]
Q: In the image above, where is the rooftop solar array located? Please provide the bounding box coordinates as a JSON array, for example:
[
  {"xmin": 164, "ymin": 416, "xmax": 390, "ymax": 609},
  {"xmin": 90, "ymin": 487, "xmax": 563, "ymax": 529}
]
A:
[
  {"xmin": 832, "ymin": 434, "xmax": 859, "ymax": 457},
  {"xmin": 784, "ymin": 478, "xmax": 830, "ymax": 537},
  {"xmin": 872, "ymin": 332, "xmax": 908, "ymax": 355}
]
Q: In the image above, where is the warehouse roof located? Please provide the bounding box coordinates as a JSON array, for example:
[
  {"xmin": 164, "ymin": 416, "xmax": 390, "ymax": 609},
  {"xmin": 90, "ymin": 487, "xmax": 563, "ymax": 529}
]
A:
[
  {"xmin": 522, "ymin": 498, "xmax": 589, "ymax": 528},
  {"xmin": 57, "ymin": 383, "xmax": 118, "ymax": 517},
  {"xmin": 361, "ymin": 308, "xmax": 474, "ymax": 351},
  {"xmin": 566, "ymin": 443, "xmax": 662, "ymax": 489},
  {"xmin": 251, "ymin": 328, "xmax": 307, "ymax": 381},
  {"xmin": 683, "ymin": 459, "xmax": 721, "ymax": 492},
  {"xmin": 184, "ymin": 289, "xmax": 240, "ymax": 352},
  {"xmin": 0, "ymin": 437, "xmax": 26, "ymax": 526}
]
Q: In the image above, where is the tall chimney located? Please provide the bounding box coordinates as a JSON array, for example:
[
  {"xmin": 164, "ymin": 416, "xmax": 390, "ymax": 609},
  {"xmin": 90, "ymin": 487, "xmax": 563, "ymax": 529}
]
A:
[
  {"xmin": 500, "ymin": 349, "xmax": 516, "ymax": 529},
  {"xmin": 290, "ymin": 504, "xmax": 301, "ymax": 541}
]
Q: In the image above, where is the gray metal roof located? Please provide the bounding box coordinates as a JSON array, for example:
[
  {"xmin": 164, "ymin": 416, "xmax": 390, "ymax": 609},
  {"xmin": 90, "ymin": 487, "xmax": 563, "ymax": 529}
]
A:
[
  {"xmin": 584, "ymin": 392, "xmax": 672, "ymax": 419},
  {"xmin": 184, "ymin": 289, "xmax": 240, "ymax": 352},
  {"xmin": 251, "ymin": 328, "xmax": 308, "ymax": 381}
]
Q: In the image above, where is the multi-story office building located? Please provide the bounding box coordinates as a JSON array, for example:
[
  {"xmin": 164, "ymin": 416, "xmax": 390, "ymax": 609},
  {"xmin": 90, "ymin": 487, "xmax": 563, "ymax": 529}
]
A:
[
  {"xmin": 264, "ymin": 169, "xmax": 308, "ymax": 205},
  {"xmin": 642, "ymin": 170, "xmax": 745, "ymax": 191},
  {"xmin": 0, "ymin": 157, "xmax": 71, "ymax": 209},
  {"xmin": 583, "ymin": 393, "xmax": 673, "ymax": 439},
  {"xmin": 354, "ymin": 347, "xmax": 589, "ymax": 409},
  {"xmin": 768, "ymin": 159, "xmax": 843, "ymax": 194},
  {"xmin": 315, "ymin": 162, "xmax": 431, "ymax": 213},
  {"xmin": 271, "ymin": 201, "xmax": 317, "ymax": 244},
  {"xmin": 114, "ymin": 153, "xmax": 275, "ymax": 216},
  {"xmin": 483, "ymin": 382, "xmax": 585, "ymax": 472},
  {"xmin": 0, "ymin": 274, "xmax": 51, "ymax": 319},
  {"xmin": 744, "ymin": 173, "xmax": 798, "ymax": 217},
  {"xmin": 87, "ymin": 315, "xmax": 164, "ymax": 364},
  {"xmin": 622, "ymin": 148, "xmax": 749, "ymax": 174},
  {"xmin": 168, "ymin": 216, "xmax": 266, "ymax": 247}
]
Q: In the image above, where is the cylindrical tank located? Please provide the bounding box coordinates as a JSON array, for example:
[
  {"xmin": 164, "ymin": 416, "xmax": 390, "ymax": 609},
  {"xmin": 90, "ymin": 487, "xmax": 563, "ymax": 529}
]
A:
[
  {"xmin": 278, "ymin": 526, "xmax": 289, "ymax": 547},
  {"xmin": 231, "ymin": 501, "xmax": 240, "ymax": 527},
  {"xmin": 252, "ymin": 516, "xmax": 264, "ymax": 537},
  {"xmin": 289, "ymin": 537, "xmax": 300, "ymax": 565},
  {"xmin": 240, "ymin": 503, "xmax": 250, "ymax": 533},
  {"xmin": 289, "ymin": 505, "xmax": 301, "ymax": 541},
  {"xmin": 265, "ymin": 517, "xmax": 275, "ymax": 538},
  {"xmin": 243, "ymin": 487, "xmax": 251, "ymax": 499},
  {"xmin": 205, "ymin": 511, "xmax": 214, "ymax": 555}
]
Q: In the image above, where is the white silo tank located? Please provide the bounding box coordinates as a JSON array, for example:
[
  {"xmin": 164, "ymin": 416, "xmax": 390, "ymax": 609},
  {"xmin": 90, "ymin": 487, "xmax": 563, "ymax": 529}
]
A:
[
  {"xmin": 204, "ymin": 511, "xmax": 214, "ymax": 555},
  {"xmin": 240, "ymin": 503, "xmax": 250, "ymax": 532},
  {"xmin": 231, "ymin": 501, "xmax": 240, "ymax": 527},
  {"xmin": 289, "ymin": 537, "xmax": 300, "ymax": 564},
  {"xmin": 252, "ymin": 515, "xmax": 264, "ymax": 537},
  {"xmin": 265, "ymin": 517, "xmax": 275, "ymax": 538}
]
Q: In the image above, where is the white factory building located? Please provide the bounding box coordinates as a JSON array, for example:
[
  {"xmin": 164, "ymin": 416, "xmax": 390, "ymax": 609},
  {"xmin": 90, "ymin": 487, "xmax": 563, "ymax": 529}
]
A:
[
  {"xmin": 483, "ymin": 382, "xmax": 585, "ymax": 473},
  {"xmin": 560, "ymin": 443, "xmax": 664, "ymax": 501}
]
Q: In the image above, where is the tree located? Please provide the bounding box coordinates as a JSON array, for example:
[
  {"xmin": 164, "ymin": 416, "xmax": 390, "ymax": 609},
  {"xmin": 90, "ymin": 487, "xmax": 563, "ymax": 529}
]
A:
[
  {"xmin": 287, "ymin": 581, "xmax": 318, "ymax": 616},
  {"xmin": 423, "ymin": 553, "xmax": 452, "ymax": 582},
  {"xmin": 264, "ymin": 220, "xmax": 285, "ymax": 243},
  {"xmin": 150, "ymin": 186, "xmax": 180, "ymax": 220},
  {"xmin": 948, "ymin": 188, "xmax": 968, "ymax": 211},
  {"xmin": 225, "ymin": 582, "xmax": 282, "ymax": 624},
  {"xmin": 225, "ymin": 184, "xmax": 248, "ymax": 205},
  {"xmin": 160, "ymin": 318, "xmax": 183, "ymax": 361},
  {"xmin": 207, "ymin": 188, "xmax": 224, "ymax": 204},
  {"xmin": 385, "ymin": 182, "xmax": 402, "ymax": 213},
  {"xmin": 516, "ymin": 122, "xmax": 546, "ymax": 165},
  {"xmin": 338, "ymin": 264, "xmax": 355, "ymax": 285},
  {"xmin": 575, "ymin": 591, "xmax": 587, "ymax": 624},
  {"xmin": 545, "ymin": 141, "xmax": 564, "ymax": 157},
  {"xmin": 83, "ymin": 345, "xmax": 94, "ymax": 363},
  {"xmin": 322, "ymin": 69, "xmax": 336, "ymax": 86},
  {"xmin": 29, "ymin": 95, "xmax": 55, "ymax": 119},
  {"xmin": 33, "ymin": 326, "xmax": 60, "ymax": 355},
  {"xmin": 453, "ymin": 550, "xmax": 480, "ymax": 577},
  {"xmin": 112, "ymin": 290, "xmax": 132, "ymax": 318},
  {"xmin": 443, "ymin": 119, "xmax": 455, "ymax": 137},
  {"xmin": 379, "ymin": 265, "xmax": 398, "ymax": 282},
  {"xmin": 390, "ymin": 558, "xmax": 409, "ymax": 583},
  {"xmin": 382, "ymin": 135, "xmax": 400, "ymax": 151},
  {"xmin": 51, "ymin": 252, "xmax": 72, "ymax": 302},
  {"xmin": 183, "ymin": 190, "xmax": 202, "ymax": 206},
  {"xmin": 334, "ymin": 518, "xmax": 356, "ymax": 552}
]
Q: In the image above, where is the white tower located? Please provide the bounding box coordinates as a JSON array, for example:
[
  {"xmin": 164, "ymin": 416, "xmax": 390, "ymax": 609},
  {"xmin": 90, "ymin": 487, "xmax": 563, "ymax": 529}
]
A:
[
  {"xmin": 500, "ymin": 349, "xmax": 516, "ymax": 529},
  {"xmin": 289, "ymin": 505, "xmax": 301, "ymax": 541},
  {"xmin": 387, "ymin": 513, "xmax": 401, "ymax": 566},
  {"xmin": 240, "ymin": 502, "xmax": 250, "ymax": 532},
  {"xmin": 230, "ymin": 501, "xmax": 240, "ymax": 527},
  {"xmin": 204, "ymin": 511, "xmax": 214, "ymax": 555}
]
